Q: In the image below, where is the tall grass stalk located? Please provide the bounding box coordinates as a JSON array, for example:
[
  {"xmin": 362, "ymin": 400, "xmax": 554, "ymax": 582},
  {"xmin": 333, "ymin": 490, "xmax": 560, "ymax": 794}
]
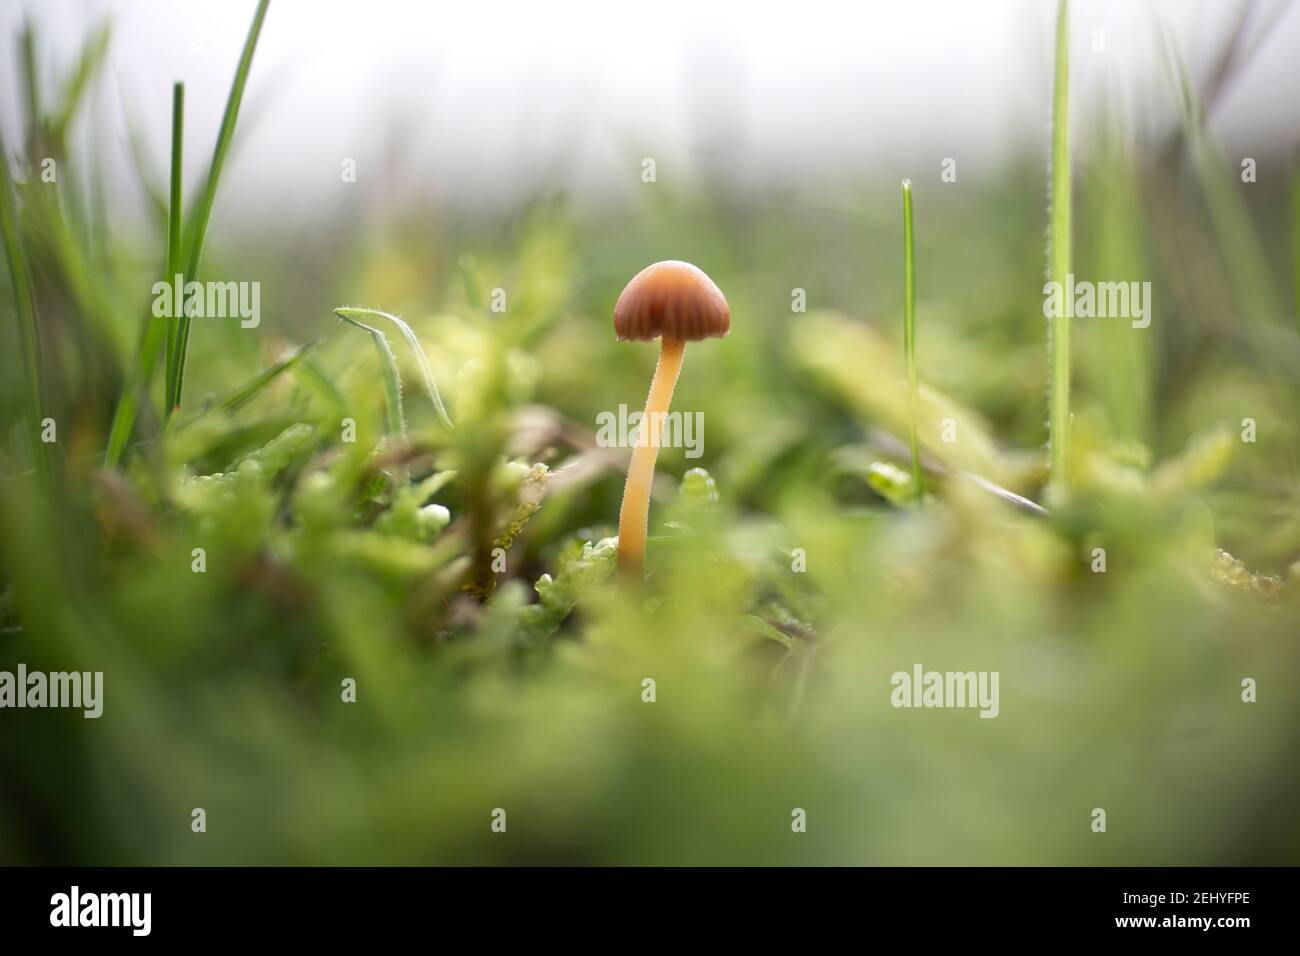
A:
[
  {"xmin": 106, "ymin": 82, "xmax": 184, "ymax": 466},
  {"xmin": 166, "ymin": 0, "xmax": 270, "ymax": 419},
  {"xmin": 1088, "ymin": 105, "xmax": 1151, "ymax": 445},
  {"xmin": 901, "ymin": 179, "xmax": 924, "ymax": 502},
  {"xmin": 1158, "ymin": 22, "xmax": 1283, "ymax": 331},
  {"xmin": 18, "ymin": 22, "xmax": 40, "ymax": 153},
  {"xmin": 164, "ymin": 82, "xmax": 185, "ymax": 382},
  {"xmin": 0, "ymin": 125, "xmax": 48, "ymax": 485},
  {"xmin": 48, "ymin": 22, "xmax": 111, "ymax": 147},
  {"xmin": 1292, "ymin": 152, "xmax": 1300, "ymax": 332},
  {"xmin": 1047, "ymin": 0, "xmax": 1072, "ymax": 499}
]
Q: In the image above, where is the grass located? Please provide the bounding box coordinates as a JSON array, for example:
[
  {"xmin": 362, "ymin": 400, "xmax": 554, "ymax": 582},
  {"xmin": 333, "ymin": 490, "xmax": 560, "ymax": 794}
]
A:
[
  {"xmin": 901, "ymin": 179, "xmax": 923, "ymax": 502},
  {"xmin": 105, "ymin": 82, "xmax": 184, "ymax": 467},
  {"xmin": 166, "ymin": 0, "xmax": 270, "ymax": 418},
  {"xmin": 1294, "ymin": 153, "xmax": 1300, "ymax": 330},
  {"xmin": 334, "ymin": 307, "xmax": 455, "ymax": 430},
  {"xmin": 105, "ymin": 0, "xmax": 271, "ymax": 460},
  {"xmin": 204, "ymin": 338, "xmax": 319, "ymax": 417},
  {"xmin": 1157, "ymin": 17, "xmax": 1285, "ymax": 359},
  {"xmin": 0, "ymin": 125, "xmax": 44, "ymax": 486},
  {"xmin": 0, "ymin": 5, "xmax": 1298, "ymax": 866},
  {"xmin": 164, "ymin": 83, "xmax": 186, "ymax": 408},
  {"xmin": 1047, "ymin": 0, "xmax": 1072, "ymax": 499},
  {"xmin": 335, "ymin": 311, "xmax": 407, "ymax": 439},
  {"xmin": 166, "ymin": 0, "xmax": 270, "ymax": 419}
]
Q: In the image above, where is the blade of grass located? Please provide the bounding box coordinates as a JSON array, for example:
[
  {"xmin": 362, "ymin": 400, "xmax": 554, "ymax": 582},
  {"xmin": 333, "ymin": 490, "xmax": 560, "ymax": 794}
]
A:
[
  {"xmin": 48, "ymin": 21, "xmax": 111, "ymax": 148},
  {"xmin": 106, "ymin": 81, "xmax": 185, "ymax": 467},
  {"xmin": 336, "ymin": 313, "xmax": 406, "ymax": 439},
  {"xmin": 19, "ymin": 21, "xmax": 42, "ymax": 155},
  {"xmin": 333, "ymin": 307, "xmax": 454, "ymax": 429},
  {"xmin": 1047, "ymin": 0, "xmax": 1072, "ymax": 501},
  {"xmin": 23, "ymin": 174, "xmax": 122, "ymax": 359},
  {"xmin": 901, "ymin": 179, "xmax": 924, "ymax": 503},
  {"xmin": 163, "ymin": 80, "xmax": 185, "ymax": 389},
  {"xmin": 294, "ymin": 354, "xmax": 348, "ymax": 415},
  {"xmin": 197, "ymin": 338, "xmax": 320, "ymax": 419},
  {"xmin": 166, "ymin": 0, "xmax": 270, "ymax": 419},
  {"xmin": 1284, "ymin": 146, "xmax": 1294, "ymax": 332},
  {"xmin": 1156, "ymin": 17, "xmax": 1287, "ymax": 349},
  {"xmin": 0, "ymin": 125, "xmax": 49, "ymax": 486},
  {"xmin": 458, "ymin": 254, "xmax": 484, "ymax": 311},
  {"xmin": 1089, "ymin": 90, "xmax": 1153, "ymax": 445}
]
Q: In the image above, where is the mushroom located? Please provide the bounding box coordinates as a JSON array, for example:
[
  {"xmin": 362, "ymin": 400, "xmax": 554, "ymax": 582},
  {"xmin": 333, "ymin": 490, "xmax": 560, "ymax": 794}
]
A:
[{"xmin": 612, "ymin": 260, "xmax": 730, "ymax": 575}]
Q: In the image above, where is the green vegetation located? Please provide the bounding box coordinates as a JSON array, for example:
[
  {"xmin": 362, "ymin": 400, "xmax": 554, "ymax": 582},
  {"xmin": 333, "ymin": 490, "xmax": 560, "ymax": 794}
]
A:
[
  {"xmin": 167, "ymin": 0, "xmax": 270, "ymax": 419},
  {"xmin": 1, "ymin": 6, "xmax": 1298, "ymax": 865},
  {"xmin": 901, "ymin": 179, "xmax": 923, "ymax": 503},
  {"xmin": 1048, "ymin": 0, "xmax": 1072, "ymax": 499}
]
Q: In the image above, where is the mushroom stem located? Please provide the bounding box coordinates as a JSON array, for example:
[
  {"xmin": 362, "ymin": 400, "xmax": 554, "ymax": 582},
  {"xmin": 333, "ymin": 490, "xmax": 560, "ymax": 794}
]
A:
[{"xmin": 617, "ymin": 337, "xmax": 686, "ymax": 575}]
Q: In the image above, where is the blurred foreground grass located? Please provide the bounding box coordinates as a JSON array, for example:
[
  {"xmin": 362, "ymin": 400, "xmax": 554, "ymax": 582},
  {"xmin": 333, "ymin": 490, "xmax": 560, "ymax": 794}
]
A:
[{"xmin": 1, "ymin": 7, "xmax": 1299, "ymax": 864}]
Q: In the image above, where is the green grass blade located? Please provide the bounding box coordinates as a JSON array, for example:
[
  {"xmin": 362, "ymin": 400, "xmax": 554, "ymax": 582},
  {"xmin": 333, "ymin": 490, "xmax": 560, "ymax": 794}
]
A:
[
  {"xmin": 1156, "ymin": 18, "xmax": 1286, "ymax": 354},
  {"xmin": 334, "ymin": 307, "xmax": 454, "ymax": 429},
  {"xmin": 1293, "ymin": 152, "xmax": 1300, "ymax": 332},
  {"xmin": 104, "ymin": 386, "xmax": 141, "ymax": 468},
  {"xmin": 19, "ymin": 21, "xmax": 42, "ymax": 154},
  {"xmin": 106, "ymin": 82, "xmax": 185, "ymax": 467},
  {"xmin": 336, "ymin": 313, "xmax": 407, "ymax": 439},
  {"xmin": 901, "ymin": 179, "xmax": 924, "ymax": 503},
  {"xmin": 104, "ymin": 368, "xmax": 141, "ymax": 468},
  {"xmin": 1087, "ymin": 100, "xmax": 1152, "ymax": 446},
  {"xmin": 48, "ymin": 21, "xmax": 111, "ymax": 147},
  {"xmin": 0, "ymin": 125, "xmax": 48, "ymax": 485},
  {"xmin": 458, "ymin": 254, "xmax": 484, "ymax": 311},
  {"xmin": 163, "ymin": 81, "xmax": 186, "ymax": 401},
  {"xmin": 197, "ymin": 339, "xmax": 320, "ymax": 419},
  {"xmin": 1047, "ymin": 0, "xmax": 1072, "ymax": 500},
  {"xmin": 294, "ymin": 354, "xmax": 349, "ymax": 415},
  {"xmin": 167, "ymin": 0, "xmax": 270, "ymax": 420}
]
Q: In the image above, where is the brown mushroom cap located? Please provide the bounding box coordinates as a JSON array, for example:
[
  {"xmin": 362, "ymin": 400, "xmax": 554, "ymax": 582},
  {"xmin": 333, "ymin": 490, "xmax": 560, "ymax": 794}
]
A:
[{"xmin": 613, "ymin": 260, "xmax": 730, "ymax": 342}]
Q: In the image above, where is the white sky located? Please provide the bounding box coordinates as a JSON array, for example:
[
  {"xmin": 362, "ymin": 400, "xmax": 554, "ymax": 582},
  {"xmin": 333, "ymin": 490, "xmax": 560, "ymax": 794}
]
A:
[{"xmin": 2, "ymin": 0, "xmax": 1297, "ymax": 227}]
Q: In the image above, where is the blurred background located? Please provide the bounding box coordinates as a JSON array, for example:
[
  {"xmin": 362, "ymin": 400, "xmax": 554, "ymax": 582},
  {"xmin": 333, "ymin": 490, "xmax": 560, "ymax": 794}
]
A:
[
  {"xmin": 2, "ymin": 1, "xmax": 1299, "ymax": 220},
  {"xmin": 0, "ymin": 0, "xmax": 1298, "ymax": 865}
]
